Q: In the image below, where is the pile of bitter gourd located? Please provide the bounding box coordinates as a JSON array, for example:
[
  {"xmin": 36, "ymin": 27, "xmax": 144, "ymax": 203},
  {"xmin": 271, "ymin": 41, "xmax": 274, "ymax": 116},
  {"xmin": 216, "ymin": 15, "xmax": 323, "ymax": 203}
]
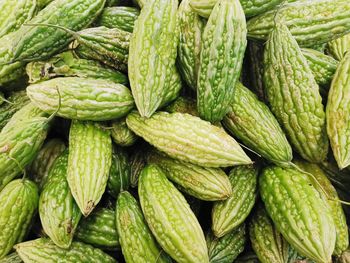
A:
[{"xmin": 0, "ymin": 0, "xmax": 350, "ymax": 262}]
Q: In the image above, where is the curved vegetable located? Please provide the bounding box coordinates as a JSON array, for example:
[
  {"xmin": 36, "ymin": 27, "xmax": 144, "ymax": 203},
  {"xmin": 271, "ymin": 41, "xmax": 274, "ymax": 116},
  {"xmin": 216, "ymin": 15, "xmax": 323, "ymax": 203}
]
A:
[
  {"xmin": 97, "ymin": 7, "xmax": 139, "ymax": 33},
  {"xmin": 328, "ymin": 33, "xmax": 350, "ymax": 61}
]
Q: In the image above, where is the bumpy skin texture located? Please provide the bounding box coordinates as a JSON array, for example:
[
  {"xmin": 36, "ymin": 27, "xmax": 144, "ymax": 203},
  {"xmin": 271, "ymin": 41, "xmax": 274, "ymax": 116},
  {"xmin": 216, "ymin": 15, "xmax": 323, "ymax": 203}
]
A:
[
  {"xmin": 97, "ymin": 7, "xmax": 139, "ymax": 33},
  {"xmin": 264, "ymin": 24, "xmax": 328, "ymax": 163},
  {"xmin": 212, "ymin": 165, "xmax": 257, "ymax": 237},
  {"xmin": 27, "ymin": 77, "xmax": 134, "ymax": 121},
  {"xmin": 206, "ymin": 224, "xmax": 246, "ymax": 263},
  {"xmin": 328, "ymin": 33, "xmax": 350, "ymax": 61},
  {"xmin": 0, "ymin": 179, "xmax": 38, "ymax": 259},
  {"xmin": 248, "ymin": 41, "xmax": 266, "ymax": 102},
  {"xmin": 197, "ymin": 0, "xmax": 246, "ymax": 122},
  {"xmin": 337, "ymin": 249, "xmax": 350, "ymax": 263},
  {"xmin": 148, "ymin": 151, "xmax": 232, "ymax": 201},
  {"xmin": 139, "ymin": 164, "xmax": 209, "ymax": 263},
  {"xmin": 260, "ymin": 166, "xmax": 336, "ymax": 263},
  {"xmin": 326, "ymin": 52, "xmax": 350, "ymax": 169},
  {"xmin": 26, "ymin": 51, "xmax": 128, "ymax": 85},
  {"xmin": 110, "ymin": 118, "xmax": 137, "ymax": 147},
  {"xmin": 126, "ymin": 111, "xmax": 251, "ymax": 167},
  {"xmin": 116, "ymin": 191, "xmax": 172, "ymax": 263},
  {"xmin": 296, "ymin": 161, "xmax": 349, "ymax": 256},
  {"xmin": 302, "ymin": 48, "xmax": 339, "ymax": 86},
  {"xmin": 129, "ymin": 147, "xmax": 148, "ymax": 188},
  {"xmin": 39, "ymin": 151, "xmax": 81, "ymax": 249},
  {"xmin": 165, "ymin": 96, "xmax": 199, "ymax": 116},
  {"xmin": 158, "ymin": 67, "xmax": 183, "ymax": 108},
  {"xmin": 67, "ymin": 120, "xmax": 112, "ymax": 216},
  {"xmin": 29, "ymin": 138, "xmax": 66, "ymax": 190},
  {"xmin": 15, "ymin": 238, "xmax": 116, "ymax": 263},
  {"xmin": 12, "ymin": 0, "xmax": 106, "ymax": 62},
  {"xmin": 0, "ymin": 252, "xmax": 22, "ymax": 263},
  {"xmin": 247, "ymin": 0, "xmax": 350, "ymax": 47},
  {"xmin": 128, "ymin": 0, "xmax": 178, "ymax": 117},
  {"xmin": 0, "ymin": 0, "xmax": 37, "ymax": 39},
  {"xmin": 75, "ymin": 208, "xmax": 119, "ymax": 250},
  {"xmin": 249, "ymin": 205, "xmax": 290, "ymax": 263},
  {"xmin": 223, "ymin": 82, "xmax": 292, "ymax": 166},
  {"xmin": 177, "ymin": 0, "xmax": 204, "ymax": 90}
]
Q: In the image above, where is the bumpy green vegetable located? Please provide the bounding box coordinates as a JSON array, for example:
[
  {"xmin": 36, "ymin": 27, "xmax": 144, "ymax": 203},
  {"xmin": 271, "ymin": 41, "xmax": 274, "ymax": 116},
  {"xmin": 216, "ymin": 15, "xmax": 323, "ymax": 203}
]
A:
[
  {"xmin": 139, "ymin": 164, "xmax": 209, "ymax": 263},
  {"xmin": 12, "ymin": 0, "xmax": 106, "ymax": 62},
  {"xmin": 127, "ymin": 111, "xmax": 251, "ymax": 167},
  {"xmin": 39, "ymin": 151, "xmax": 81, "ymax": 249},
  {"xmin": 197, "ymin": 0, "xmax": 246, "ymax": 122},
  {"xmin": 177, "ymin": 0, "xmax": 204, "ymax": 90},
  {"xmin": 337, "ymin": 248, "xmax": 350, "ymax": 263},
  {"xmin": 248, "ymin": 41, "xmax": 266, "ymax": 102},
  {"xmin": 75, "ymin": 208, "xmax": 119, "ymax": 250},
  {"xmin": 260, "ymin": 166, "xmax": 336, "ymax": 263},
  {"xmin": 302, "ymin": 48, "xmax": 339, "ymax": 86},
  {"xmin": 0, "ymin": 252, "xmax": 22, "ymax": 263},
  {"xmin": 27, "ymin": 77, "xmax": 134, "ymax": 121},
  {"xmin": 264, "ymin": 23, "xmax": 328, "ymax": 163},
  {"xmin": 26, "ymin": 51, "xmax": 128, "ymax": 84},
  {"xmin": 128, "ymin": 0, "xmax": 178, "ymax": 117},
  {"xmin": 110, "ymin": 118, "xmax": 138, "ymax": 147},
  {"xmin": 247, "ymin": 0, "xmax": 350, "ymax": 47},
  {"xmin": 158, "ymin": 67, "xmax": 183, "ymax": 108},
  {"xmin": 129, "ymin": 146, "xmax": 148, "ymax": 188},
  {"xmin": 223, "ymin": 82, "xmax": 292, "ymax": 166},
  {"xmin": 212, "ymin": 165, "xmax": 257, "ymax": 237},
  {"xmin": 116, "ymin": 191, "xmax": 172, "ymax": 263},
  {"xmin": 148, "ymin": 151, "xmax": 232, "ymax": 201},
  {"xmin": 207, "ymin": 224, "xmax": 246, "ymax": 263},
  {"xmin": 107, "ymin": 147, "xmax": 130, "ymax": 198},
  {"xmin": 0, "ymin": 179, "xmax": 38, "ymax": 259},
  {"xmin": 67, "ymin": 120, "xmax": 112, "ymax": 216},
  {"xmin": 15, "ymin": 238, "xmax": 116, "ymax": 263},
  {"xmin": 165, "ymin": 96, "xmax": 199, "ymax": 116},
  {"xmin": 328, "ymin": 33, "xmax": 350, "ymax": 61},
  {"xmin": 29, "ymin": 138, "xmax": 66, "ymax": 190},
  {"xmin": 97, "ymin": 7, "xmax": 139, "ymax": 32},
  {"xmin": 326, "ymin": 52, "xmax": 350, "ymax": 169}
]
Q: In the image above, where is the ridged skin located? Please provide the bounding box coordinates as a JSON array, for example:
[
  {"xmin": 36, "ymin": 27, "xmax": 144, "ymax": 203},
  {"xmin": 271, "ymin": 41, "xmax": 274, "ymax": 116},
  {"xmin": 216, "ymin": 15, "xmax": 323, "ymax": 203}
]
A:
[
  {"xmin": 0, "ymin": 113, "xmax": 49, "ymax": 190},
  {"xmin": 39, "ymin": 151, "xmax": 81, "ymax": 249},
  {"xmin": 206, "ymin": 224, "xmax": 246, "ymax": 263},
  {"xmin": 0, "ymin": 179, "xmax": 38, "ymax": 259},
  {"xmin": 337, "ymin": 249, "xmax": 350, "ymax": 263},
  {"xmin": 247, "ymin": 0, "xmax": 350, "ymax": 47},
  {"xmin": 260, "ymin": 166, "xmax": 336, "ymax": 263},
  {"xmin": 129, "ymin": 147, "xmax": 147, "ymax": 187},
  {"xmin": 75, "ymin": 208, "xmax": 119, "ymax": 249},
  {"xmin": 97, "ymin": 7, "xmax": 139, "ymax": 33},
  {"xmin": 223, "ymin": 82, "xmax": 292, "ymax": 166},
  {"xmin": 128, "ymin": 0, "xmax": 178, "ymax": 117},
  {"xmin": 15, "ymin": 238, "xmax": 116, "ymax": 263},
  {"xmin": 212, "ymin": 165, "xmax": 257, "ymax": 237},
  {"xmin": 126, "ymin": 111, "xmax": 251, "ymax": 167},
  {"xmin": 197, "ymin": 0, "xmax": 247, "ymax": 122},
  {"xmin": 37, "ymin": 0, "xmax": 53, "ymax": 9},
  {"xmin": 296, "ymin": 161, "xmax": 349, "ymax": 256},
  {"xmin": 328, "ymin": 33, "xmax": 350, "ymax": 61},
  {"xmin": 138, "ymin": 164, "xmax": 209, "ymax": 263},
  {"xmin": 107, "ymin": 147, "xmax": 131, "ymax": 198},
  {"xmin": 248, "ymin": 41, "xmax": 266, "ymax": 102},
  {"xmin": 12, "ymin": 0, "xmax": 105, "ymax": 62},
  {"xmin": 0, "ymin": 252, "xmax": 22, "ymax": 263},
  {"xmin": 177, "ymin": 0, "xmax": 204, "ymax": 90},
  {"xmin": 0, "ymin": 91, "xmax": 29, "ymax": 130},
  {"xmin": 26, "ymin": 51, "xmax": 128, "ymax": 84},
  {"xmin": 27, "ymin": 77, "xmax": 134, "ymax": 121},
  {"xmin": 148, "ymin": 151, "xmax": 232, "ymax": 201},
  {"xmin": 0, "ymin": 0, "xmax": 37, "ymax": 39},
  {"xmin": 67, "ymin": 120, "xmax": 112, "ymax": 216},
  {"xmin": 159, "ymin": 67, "xmax": 183, "ymax": 108},
  {"xmin": 116, "ymin": 191, "xmax": 172, "ymax": 263},
  {"xmin": 264, "ymin": 24, "xmax": 328, "ymax": 163},
  {"xmin": 110, "ymin": 118, "xmax": 137, "ymax": 147},
  {"xmin": 302, "ymin": 48, "xmax": 339, "ymax": 86},
  {"xmin": 29, "ymin": 138, "xmax": 66, "ymax": 190},
  {"xmin": 326, "ymin": 52, "xmax": 350, "ymax": 169},
  {"xmin": 165, "ymin": 96, "xmax": 199, "ymax": 116},
  {"xmin": 249, "ymin": 205, "xmax": 289, "ymax": 263}
]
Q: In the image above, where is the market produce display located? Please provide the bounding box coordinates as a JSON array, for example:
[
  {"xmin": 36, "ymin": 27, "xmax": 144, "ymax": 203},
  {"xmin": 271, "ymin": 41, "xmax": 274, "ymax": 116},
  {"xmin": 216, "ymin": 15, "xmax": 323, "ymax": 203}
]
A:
[{"xmin": 0, "ymin": 0, "xmax": 350, "ymax": 262}]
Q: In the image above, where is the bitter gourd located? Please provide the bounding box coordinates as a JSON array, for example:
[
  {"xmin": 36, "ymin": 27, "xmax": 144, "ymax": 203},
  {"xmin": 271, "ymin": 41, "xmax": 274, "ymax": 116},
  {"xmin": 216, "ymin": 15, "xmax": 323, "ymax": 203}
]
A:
[
  {"xmin": 27, "ymin": 77, "xmax": 134, "ymax": 121},
  {"xmin": 0, "ymin": 252, "xmax": 22, "ymax": 263},
  {"xmin": 139, "ymin": 164, "xmax": 209, "ymax": 263},
  {"xmin": 264, "ymin": 23, "xmax": 328, "ymax": 163},
  {"xmin": 126, "ymin": 111, "xmax": 251, "ymax": 167},
  {"xmin": 165, "ymin": 96, "xmax": 199, "ymax": 116},
  {"xmin": 212, "ymin": 165, "xmax": 257, "ymax": 237},
  {"xmin": 110, "ymin": 118, "xmax": 138, "ymax": 147},
  {"xmin": 116, "ymin": 191, "xmax": 172, "ymax": 263},
  {"xmin": 67, "ymin": 120, "xmax": 112, "ymax": 216},
  {"xmin": 129, "ymin": 146, "xmax": 148, "ymax": 188},
  {"xmin": 148, "ymin": 150, "xmax": 232, "ymax": 201},
  {"xmin": 328, "ymin": 33, "xmax": 350, "ymax": 61},
  {"xmin": 260, "ymin": 166, "xmax": 336, "ymax": 263},
  {"xmin": 248, "ymin": 41, "xmax": 266, "ymax": 102},
  {"xmin": 326, "ymin": 51, "xmax": 350, "ymax": 169},
  {"xmin": 97, "ymin": 7, "xmax": 139, "ymax": 33},
  {"xmin": 197, "ymin": 0, "xmax": 247, "ymax": 122}
]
